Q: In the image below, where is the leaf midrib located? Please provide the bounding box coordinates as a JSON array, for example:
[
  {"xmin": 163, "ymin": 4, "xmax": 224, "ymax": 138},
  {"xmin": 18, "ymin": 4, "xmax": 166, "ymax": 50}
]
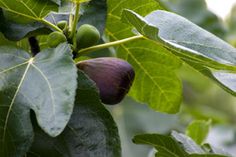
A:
[
  {"xmin": 2, "ymin": 58, "xmax": 33, "ymax": 143},
  {"xmin": 1, "ymin": 57, "xmax": 57, "ymax": 143},
  {"xmin": 0, "ymin": 61, "xmax": 29, "ymax": 74}
]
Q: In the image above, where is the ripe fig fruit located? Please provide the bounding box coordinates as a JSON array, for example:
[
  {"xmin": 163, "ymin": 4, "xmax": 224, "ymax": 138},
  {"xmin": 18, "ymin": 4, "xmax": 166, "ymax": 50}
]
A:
[
  {"xmin": 76, "ymin": 24, "xmax": 100, "ymax": 49},
  {"xmin": 77, "ymin": 57, "xmax": 135, "ymax": 105},
  {"xmin": 47, "ymin": 31, "xmax": 67, "ymax": 48},
  {"xmin": 57, "ymin": 20, "xmax": 68, "ymax": 30}
]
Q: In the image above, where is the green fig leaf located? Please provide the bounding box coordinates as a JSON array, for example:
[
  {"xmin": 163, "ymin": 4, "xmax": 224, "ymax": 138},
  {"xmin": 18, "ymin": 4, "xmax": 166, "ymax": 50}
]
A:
[
  {"xmin": 0, "ymin": 0, "xmax": 107, "ymax": 41},
  {"xmin": 159, "ymin": 0, "xmax": 226, "ymax": 38},
  {"xmin": 122, "ymin": 9, "xmax": 236, "ymax": 71},
  {"xmin": 186, "ymin": 120, "xmax": 211, "ymax": 145},
  {"xmin": 133, "ymin": 132, "xmax": 231, "ymax": 157},
  {"xmin": 0, "ymin": 0, "xmax": 58, "ymax": 22},
  {"xmin": 0, "ymin": 32, "xmax": 16, "ymax": 46},
  {"xmin": 133, "ymin": 133, "xmax": 187, "ymax": 156},
  {"xmin": 106, "ymin": 0, "xmax": 182, "ymax": 113},
  {"xmin": 0, "ymin": 43, "xmax": 77, "ymax": 157},
  {"xmin": 0, "ymin": 0, "xmax": 58, "ymax": 41},
  {"xmin": 183, "ymin": 59, "xmax": 236, "ymax": 97},
  {"xmin": 121, "ymin": 9, "xmax": 236, "ymax": 96},
  {"xmin": 50, "ymin": 0, "xmax": 61, "ymax": 5},
  {"xmin": 0, "ymin": 9, "xmax": 50, "ymax": 41},
  {"xmin": 27, "ymin": 70, "xmax": 121, "ymax": 157},
  {"xmin": 78, "ymin": 0, "xmax": 107, "ymax": 34}
]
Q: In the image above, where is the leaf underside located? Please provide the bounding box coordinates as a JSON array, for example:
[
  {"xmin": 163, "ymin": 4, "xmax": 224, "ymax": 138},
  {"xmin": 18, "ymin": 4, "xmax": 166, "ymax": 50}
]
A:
[{"xmin": 122, "ymin": 9, "xmax": 236, "ymax": 97}]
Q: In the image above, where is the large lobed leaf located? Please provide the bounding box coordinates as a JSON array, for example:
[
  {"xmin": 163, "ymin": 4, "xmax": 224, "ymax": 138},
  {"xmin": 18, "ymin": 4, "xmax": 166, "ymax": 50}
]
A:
[
  {"xmin": 0, "ymin": 0, "xmax": 57, "ymax": 21},
  {"xmin": 0, "ymin": 0, "xmax": 107, "ymax": 41},
  {"xmin": 0, "ymin": 43, "xmax": 77, "ymax": 157},
  {"xmin": 0, "ymin": 9, "xmax": 50, "ymax": 41},
  {"xmin": 133, "ymin": 133, "xmax": 187, "ymax": 156},
  {"xmin": 106, "ymin": 0, "xmax": 182, "ymax": 113},
  {"xmin": 158, "ymin": 0, "xmax": 226, "ymax": 38},
  {"xmin": 122, "ymin": 9, "xmax": 236, "ymax": 97},
  {"xmin": 0, "ymin": 0, "xmax": 58, "ymax": 41},
  {"xmin": 133, "ymin": 131, "xmax": 232, "ymax": 157},
  {"xmin": 27, "ymin": 70, "xmax": 121, "ymax": 157},
  {"xmin": 0, "ymin": 32, "xmax": 16, "ymax": 46}
]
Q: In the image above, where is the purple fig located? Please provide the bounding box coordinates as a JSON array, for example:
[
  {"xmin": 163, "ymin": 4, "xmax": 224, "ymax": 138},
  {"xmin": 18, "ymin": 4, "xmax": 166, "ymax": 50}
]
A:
[{"xmin": 77, "ymin": 57, "xmax": 135, "ymax": 105}]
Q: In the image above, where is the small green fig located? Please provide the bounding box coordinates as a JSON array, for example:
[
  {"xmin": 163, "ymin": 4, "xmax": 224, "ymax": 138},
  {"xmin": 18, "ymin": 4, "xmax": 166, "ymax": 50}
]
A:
[
  {"xmin": 77, "ymin": 57, "xmax": 135, "ymax": 105},
  {"xmin": 57, "ymin": 20, "xmax": 68, "ymax": 30},
  {"xmin": 76, "ymin": 24, "xmax": 100, "ymax": 49},
  {"xmin": 47, "ymin": 31, "xmax": 67, "ymax": 48}
]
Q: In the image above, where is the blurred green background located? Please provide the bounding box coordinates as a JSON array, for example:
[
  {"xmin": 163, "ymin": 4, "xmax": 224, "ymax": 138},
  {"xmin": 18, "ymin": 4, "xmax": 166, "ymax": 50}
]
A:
[{"xmin": 106, "ymin": 0, "xmax": 236, "ymax": 156}]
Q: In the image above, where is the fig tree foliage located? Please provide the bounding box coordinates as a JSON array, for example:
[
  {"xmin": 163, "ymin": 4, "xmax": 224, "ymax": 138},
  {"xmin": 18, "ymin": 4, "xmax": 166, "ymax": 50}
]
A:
[{"xmin": 0, "ymin": 0, "xmax": 235, "ymax": 156}]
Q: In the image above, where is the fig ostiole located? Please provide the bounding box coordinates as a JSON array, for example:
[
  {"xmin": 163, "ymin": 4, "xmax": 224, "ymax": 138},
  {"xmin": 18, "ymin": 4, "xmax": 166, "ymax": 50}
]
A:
[
  {"xmin": 47, "ymin": 31, "xmax": 67, "ymax": 48},
  {"xmin": 77, "ymin": 57, "xmax": 135, "ymax": 105},
  {"xmin": 76, "ymin": 24, "xmax": 100, "ymax": 50}
]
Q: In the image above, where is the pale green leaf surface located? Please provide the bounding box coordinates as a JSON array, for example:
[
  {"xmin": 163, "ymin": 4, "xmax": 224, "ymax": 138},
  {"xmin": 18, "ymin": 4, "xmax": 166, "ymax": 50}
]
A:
[
  {"xmin": 107, "ymin": 0, "xmax": 182, "ymax": 113},
  {"xmin": 0, "ymin": 43, "xmax": 77, "ymax": 157},
  {"xmin": 186, "ymin": 120, "xmax": 211, "ymax": 145}
]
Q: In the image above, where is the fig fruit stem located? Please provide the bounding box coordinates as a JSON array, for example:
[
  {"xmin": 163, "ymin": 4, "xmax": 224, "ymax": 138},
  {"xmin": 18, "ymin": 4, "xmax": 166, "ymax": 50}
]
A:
[
  {"xmin": 41, "ymin": 19, "xmax": 63, "ymax": 33},
  {"xmin": 69, "ymin": 2, "xmax": 81, "ymax": 40},
  {"xmin": 77, "ymin": 35, "xmax": 144, "ymax": 56}
]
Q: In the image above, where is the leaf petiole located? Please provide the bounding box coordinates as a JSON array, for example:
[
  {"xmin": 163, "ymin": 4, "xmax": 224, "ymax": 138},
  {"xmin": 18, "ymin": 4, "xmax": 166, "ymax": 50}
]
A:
[
  {"xmin": 41, "ymin": 19, "xmax": 63, "ymax": 33},
  {"xmin": 77, "ymin": 35, "xmax": 144, "ymax": 56},
  {"xmin": 69, "ymin": 2, "xmax": 81, "ymax": 39}
]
